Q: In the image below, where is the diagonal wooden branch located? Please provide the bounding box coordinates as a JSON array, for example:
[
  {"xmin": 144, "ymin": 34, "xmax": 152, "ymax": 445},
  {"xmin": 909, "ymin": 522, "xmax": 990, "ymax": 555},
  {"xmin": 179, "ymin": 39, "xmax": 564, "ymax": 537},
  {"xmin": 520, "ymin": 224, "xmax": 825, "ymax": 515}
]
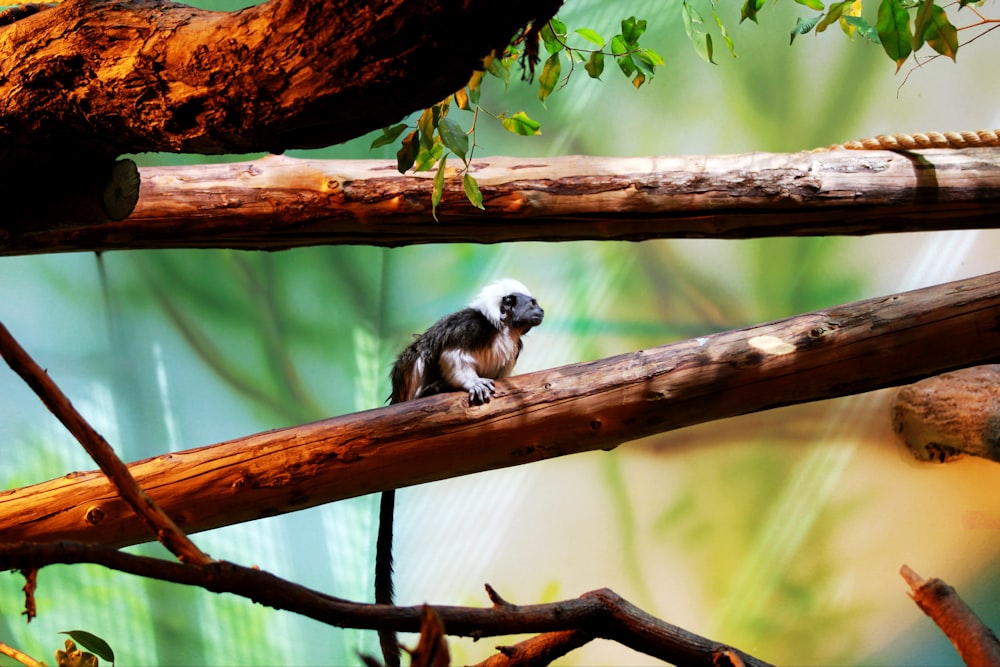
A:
[
  {"xmin": 4, "ymin": 149, "xmax": 1000, "ymax": 256},
  {"xmin": 0, "ymin": 320, "xmax": 211, "ymax": 566},
  {"xmin": 3, "ymin": 270, "xmax": 1000, "ymax": 548},
  {"xmin": 900, "ymin": 565, "xmax": 1000, "ymax": 667},
  {"xmin": 0, "ymin": 541, "xmax": 774, "ymax": 667}
]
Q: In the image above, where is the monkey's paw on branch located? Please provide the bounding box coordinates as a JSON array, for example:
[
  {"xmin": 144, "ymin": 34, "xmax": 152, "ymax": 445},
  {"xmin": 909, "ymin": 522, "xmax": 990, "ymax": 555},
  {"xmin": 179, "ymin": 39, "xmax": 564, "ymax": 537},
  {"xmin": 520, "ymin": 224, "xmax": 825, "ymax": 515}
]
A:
[{"xmin": 468, "ymin": 377, "xmax": 496, "ymax": 405}]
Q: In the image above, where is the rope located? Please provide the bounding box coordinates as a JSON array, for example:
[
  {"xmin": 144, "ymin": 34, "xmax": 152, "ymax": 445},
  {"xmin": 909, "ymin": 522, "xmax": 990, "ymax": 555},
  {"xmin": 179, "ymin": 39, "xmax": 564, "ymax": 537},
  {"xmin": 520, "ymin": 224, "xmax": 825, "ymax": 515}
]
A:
[{"xmin": 824, "ymin": 129, "xmax": 1000, "ymax": 151}]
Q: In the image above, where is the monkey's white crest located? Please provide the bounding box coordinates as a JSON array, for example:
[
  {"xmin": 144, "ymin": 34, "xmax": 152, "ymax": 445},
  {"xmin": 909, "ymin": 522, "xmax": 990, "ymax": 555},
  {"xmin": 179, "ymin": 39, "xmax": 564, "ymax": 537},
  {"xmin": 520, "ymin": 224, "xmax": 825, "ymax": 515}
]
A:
[{"xmin": 469, "ymin": 278, "xmax": 533, "ymax": 329}]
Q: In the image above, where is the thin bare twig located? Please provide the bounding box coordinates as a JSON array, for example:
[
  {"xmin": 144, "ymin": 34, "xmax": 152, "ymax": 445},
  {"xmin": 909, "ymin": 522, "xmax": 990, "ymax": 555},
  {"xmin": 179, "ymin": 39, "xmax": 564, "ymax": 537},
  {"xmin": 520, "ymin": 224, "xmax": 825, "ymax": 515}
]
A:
[
  {"xmin": 0, "ymin": 320, "xmax": 212, "ymax": 566},
  {"xmin": 477, "ymin": 630, "xmax": 593, "ymax": 667},
  {"xmin": 0, "ymin": 639, "xmax": 44, "ymax": 667},
  {"xmin": 901, "ymin": 564, "xmax": 1000, "ymax": 667},
  {"xmin": 0, "ymin": 541, "xmax": 773, "ymax": 667}
]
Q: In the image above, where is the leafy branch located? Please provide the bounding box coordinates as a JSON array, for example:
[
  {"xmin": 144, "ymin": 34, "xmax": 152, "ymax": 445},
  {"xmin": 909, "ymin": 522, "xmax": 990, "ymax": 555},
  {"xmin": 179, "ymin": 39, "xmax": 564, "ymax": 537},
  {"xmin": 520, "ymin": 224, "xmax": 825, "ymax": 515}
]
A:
[
  {"xmin": 369, "ymin": 15, "xmax": 664, "ymax": 219},
  {"xmin": 769, "ymin": 0, "xmax": 996, "ymax": 71}
]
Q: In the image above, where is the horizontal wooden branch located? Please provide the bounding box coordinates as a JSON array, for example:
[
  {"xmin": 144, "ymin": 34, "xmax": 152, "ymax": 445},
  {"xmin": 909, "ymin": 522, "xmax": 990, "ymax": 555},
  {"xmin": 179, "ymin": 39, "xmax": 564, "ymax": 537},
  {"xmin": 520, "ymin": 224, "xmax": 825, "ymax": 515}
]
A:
[
  {"xmin": 5, "ymin": 149, "xmax": 1000, "ymax": 255},
  {"xmin": 3, "ymin": 270, "xmax": 1000, "ymax": 548},
  {"xmin": 0, "ymin": 541, "xmax": 773, "ymax": 666}
]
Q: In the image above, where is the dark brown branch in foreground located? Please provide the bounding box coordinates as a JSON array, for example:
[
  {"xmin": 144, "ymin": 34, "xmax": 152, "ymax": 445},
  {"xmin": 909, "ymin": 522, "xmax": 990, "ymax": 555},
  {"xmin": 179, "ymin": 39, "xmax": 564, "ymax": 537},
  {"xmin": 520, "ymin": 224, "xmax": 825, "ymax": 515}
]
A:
[
  {"xmin": 0, "ymin": 0, "xmax": 556, "ymax": 165},
  {"xmin": 0, "ymin": 320, "xmax": 211, "ymax": 566},
  {"xmin": 3, "ymin": 270, "xmax": 1000, "ymax": 548},
  {"xmin": 900, "ymin": 565, "xmax": 1000, "ymax": 667},
  {"xmin": 5, "ymin": 149, "xmax": 1000, "ymax": 255},
  {"xmin": 0, "ymin": 541, "xmax": 773, "ymax": 667}
]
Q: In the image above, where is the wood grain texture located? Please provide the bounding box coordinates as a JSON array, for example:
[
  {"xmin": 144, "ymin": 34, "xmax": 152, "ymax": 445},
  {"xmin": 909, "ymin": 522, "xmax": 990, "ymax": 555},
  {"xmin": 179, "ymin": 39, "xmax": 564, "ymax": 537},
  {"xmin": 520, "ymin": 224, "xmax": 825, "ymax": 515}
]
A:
[{"xmin": 3, "ymin": 270, "xmax": 1000, "ymax": 548}]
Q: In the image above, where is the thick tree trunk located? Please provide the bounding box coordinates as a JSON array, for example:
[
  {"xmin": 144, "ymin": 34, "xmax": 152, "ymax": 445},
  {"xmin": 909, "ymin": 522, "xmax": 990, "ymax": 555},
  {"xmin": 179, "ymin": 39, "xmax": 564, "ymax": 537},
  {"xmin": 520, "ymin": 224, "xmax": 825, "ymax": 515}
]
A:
[
  {"xmin": 5, "ymin": 148, "xmax": 1000, "ymax": 255},
  {"xmin": 0, "ymin": 0, "xmax": 554, "ymax": 162},
  {"xmin": 3, "ymin": 269, "xmax": 1000, "ymax": 548}
]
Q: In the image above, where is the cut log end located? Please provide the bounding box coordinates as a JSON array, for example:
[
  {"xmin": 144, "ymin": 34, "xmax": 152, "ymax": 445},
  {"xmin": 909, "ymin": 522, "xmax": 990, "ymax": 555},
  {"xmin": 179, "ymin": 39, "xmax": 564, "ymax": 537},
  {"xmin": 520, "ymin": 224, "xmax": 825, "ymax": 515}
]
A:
[
  {"xmin": 890, "ymin": 365, "xmax": 1000, "ymax": 464},
  {"xmin": 103, "ymin": 159, "xmax": 141, "ymax": 221}
]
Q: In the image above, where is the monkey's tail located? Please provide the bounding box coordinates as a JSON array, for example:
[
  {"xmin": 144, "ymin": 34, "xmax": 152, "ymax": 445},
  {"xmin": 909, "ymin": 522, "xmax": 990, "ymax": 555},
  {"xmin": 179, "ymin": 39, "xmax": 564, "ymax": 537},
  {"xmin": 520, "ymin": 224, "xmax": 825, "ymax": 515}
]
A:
[{"xmin": 376, "ymin": 489, "xmax": 400, "ymax": 667}]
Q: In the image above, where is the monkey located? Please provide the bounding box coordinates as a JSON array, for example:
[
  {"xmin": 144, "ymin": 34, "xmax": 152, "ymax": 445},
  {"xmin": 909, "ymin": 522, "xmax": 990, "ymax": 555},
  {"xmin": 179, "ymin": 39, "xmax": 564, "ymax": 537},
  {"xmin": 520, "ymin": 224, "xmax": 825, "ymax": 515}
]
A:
[{"xmin": 376, "ymin": 278, "xmax": 544, "ymax": 667}]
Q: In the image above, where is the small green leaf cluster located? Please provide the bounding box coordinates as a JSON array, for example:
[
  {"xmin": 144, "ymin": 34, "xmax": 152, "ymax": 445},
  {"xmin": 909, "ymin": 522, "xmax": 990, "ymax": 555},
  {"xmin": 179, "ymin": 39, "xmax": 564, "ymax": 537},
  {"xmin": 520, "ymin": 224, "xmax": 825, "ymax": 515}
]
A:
[
  {"xmin": 370, "ymin": 93, "xmax": 486, "ymax": 220},
  {"xmin": 766, "ymin": 0, "xmax": 964, "ymax": 70},
  {"xmin": 524, "ymin": 16, "xmax": 666, "ymax": 100},
  {"xmin": 370, "ymin": 15, "xmax": 662, "ymax": 219}
]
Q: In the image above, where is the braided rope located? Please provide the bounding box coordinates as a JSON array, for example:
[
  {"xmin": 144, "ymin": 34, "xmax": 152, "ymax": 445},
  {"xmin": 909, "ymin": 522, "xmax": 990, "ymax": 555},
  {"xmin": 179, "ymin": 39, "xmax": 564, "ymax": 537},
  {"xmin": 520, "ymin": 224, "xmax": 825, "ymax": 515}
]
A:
[{"xmin": 826, "ymin": 129, "xmax": 1000, "ymax": 151}]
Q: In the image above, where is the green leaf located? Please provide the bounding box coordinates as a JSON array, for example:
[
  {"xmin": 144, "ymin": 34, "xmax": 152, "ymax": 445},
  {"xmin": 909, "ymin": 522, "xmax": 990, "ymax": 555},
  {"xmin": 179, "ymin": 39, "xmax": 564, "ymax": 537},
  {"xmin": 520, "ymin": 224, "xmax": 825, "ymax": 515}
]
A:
[
  {"xmin": 550, "ymin": 18, "xmax": 567, "ymax": 39},
  {"xmin": 584, "ymin": 51, "xmax": 605, "ymax": 79},
  {"xmin": 574, "ymin": 27, "xmax": 605, "ymax": 47},
  {"xmin": 634, "ymin": 50, "xmax": 664, "ymax": 75},
  {"xmin": 369, "ymin": 123, "xmax": 407, "ymax": 149},
  {"xmin": 643, "ymin": 47, "xmax": 665, "ymax": 66},
  {"xmin": 417, "ymin": 107, "xmax": 436, "ymax": 150},
  {"xmin": 413, "ymin": 142, "xmax": 443, "ymax": 172},
  {"xmin": 837, "ymin": 0, "xmax": 862, "ymax": 37},
  {"xmin": 610, "ymin": 35, "xmax": 636, "ymax": 77},
  {"xmin": 61, "ymin": 631, "xmax": 115, "ymax": 664},
  {"xmin": 537, "ymin": 52, "xmax": 561, "ymax": 106},
  {"xmin": 467, "ymin": 70, "xmax": 484, "ymax": 106},
  {"xmin": 500, "ymin": 111, "xmax": 541, "ymax": 136},
  {"xmin": 923, "ymin": 3, "xmax": 958, "ymax": 60},
  {"xmin": 396, "ymin": 130, "xmax": 419, "ymax": 173},
  {"xmin": 682, "ymin": 2, "xmax": 715, "ymax": 64},
  {"xmin": 621, "ymin": 16, "xmax": 647, "ymax": 45},
  {"xmin": 911, "ymin": 0, "xmax": 935, "ymax": 51},
  {"xmin": 794, "ymin": 0, "xmax": 825, "ymax": 8},
  {"xmin": 816, "ymin": 1, "xmax": 852, "ymax": 32},
  {"xmin": 437, "ymin": 116, "xmax": 468, "ymax": 160},
  {"xmin": 486, "ymin": 55, "xmax": 510, "ymax": 86},
  {"xmin": 843, "ymin": 15, "xmax": 879, "ymax": 42},
  {"xmin": 431, "ymin": 156, "xmax": 446, "ymax": 221},
  {"xmin": 790, "ymin": 15, "xmax": 822, "ymax": 43},
  {"xmin": 877, "ymin": 0, "xmax": 912, "ymax": 66},
  {"xmin": 713, "ymin": 9, "xmax": 737, "ymax": 56},
  {"xmin": 463, "ymin": 172, "xmax": 484, "ymax": 209},
  {"xmin": 741, "ymin": 0, "xmax": 765, "ymax": 23},
  {"xmin": 539, "ymin": 20, "xmax": 564, "ymax": 55}
]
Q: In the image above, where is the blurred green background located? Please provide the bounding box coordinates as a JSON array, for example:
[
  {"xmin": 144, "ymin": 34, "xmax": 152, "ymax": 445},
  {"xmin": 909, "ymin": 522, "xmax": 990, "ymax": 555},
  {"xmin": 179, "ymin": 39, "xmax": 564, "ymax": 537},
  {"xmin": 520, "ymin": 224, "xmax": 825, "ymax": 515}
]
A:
[{"xmin": 3, "ymin": 1, "xmax": 1000, "ymax": 665}]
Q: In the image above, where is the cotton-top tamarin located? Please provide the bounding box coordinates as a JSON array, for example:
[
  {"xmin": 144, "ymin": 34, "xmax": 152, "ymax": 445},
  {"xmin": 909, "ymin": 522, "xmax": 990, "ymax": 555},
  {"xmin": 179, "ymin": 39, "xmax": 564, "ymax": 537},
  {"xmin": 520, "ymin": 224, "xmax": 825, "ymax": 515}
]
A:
[{"xmin": 376, "ymin": 279, "xmax": 544, "ymax": 666}]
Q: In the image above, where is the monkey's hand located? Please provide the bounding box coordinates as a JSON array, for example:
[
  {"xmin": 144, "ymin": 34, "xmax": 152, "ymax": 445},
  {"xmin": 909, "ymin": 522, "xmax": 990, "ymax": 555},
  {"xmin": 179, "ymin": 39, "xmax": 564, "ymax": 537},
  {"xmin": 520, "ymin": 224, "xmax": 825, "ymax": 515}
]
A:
[{"xmin": 467, "ymin": 378, "xmax": 495, "ymax": 405}]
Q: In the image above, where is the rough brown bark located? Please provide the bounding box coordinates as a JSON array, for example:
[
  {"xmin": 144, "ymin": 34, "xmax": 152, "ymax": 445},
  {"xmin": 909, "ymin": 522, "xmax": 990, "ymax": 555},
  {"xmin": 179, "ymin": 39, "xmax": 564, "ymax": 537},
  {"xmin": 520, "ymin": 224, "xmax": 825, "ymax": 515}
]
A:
[
  {"xmin": 891, "ymin": 365, "xmax": 1000, "ymax": 463},
  {"xmin": 3, "ymin": 269, "xmax": 1000, "ymax": 548},
  {"xmin": 4, "ymin": 149, "xmax": 1000, "ymax": 255},
  {"xmin": 0, "ymin": 0, "xmax": 555, "ymax": 163}
]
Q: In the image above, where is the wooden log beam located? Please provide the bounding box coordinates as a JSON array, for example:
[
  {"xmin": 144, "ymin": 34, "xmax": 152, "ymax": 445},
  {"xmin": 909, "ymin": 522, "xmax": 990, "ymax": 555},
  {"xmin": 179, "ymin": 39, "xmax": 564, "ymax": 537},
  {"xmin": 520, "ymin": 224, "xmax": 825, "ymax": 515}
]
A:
[
  {"xmin": 3, "ymin": 269, "xmax": 1000, "ymax": 548},
  {"xmin": 3, "ymin": 149, "xmax": 1000, "ymax": 255}
]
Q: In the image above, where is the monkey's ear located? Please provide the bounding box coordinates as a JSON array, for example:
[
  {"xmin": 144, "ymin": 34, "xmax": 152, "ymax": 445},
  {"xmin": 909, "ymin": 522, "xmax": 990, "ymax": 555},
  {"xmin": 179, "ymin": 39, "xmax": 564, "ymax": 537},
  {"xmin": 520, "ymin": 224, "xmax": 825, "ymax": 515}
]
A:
[{"xmin": 500, "ymin": 294, "xmax": 515, "ymax": 319}]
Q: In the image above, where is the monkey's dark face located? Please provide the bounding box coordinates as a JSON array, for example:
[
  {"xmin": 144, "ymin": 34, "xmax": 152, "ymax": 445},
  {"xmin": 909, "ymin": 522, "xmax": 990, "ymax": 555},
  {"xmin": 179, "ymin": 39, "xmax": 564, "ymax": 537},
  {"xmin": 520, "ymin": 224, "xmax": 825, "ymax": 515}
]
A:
[{"xmin": 501, "ymin": 292, "xmax": 544, "ymax": 332}]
